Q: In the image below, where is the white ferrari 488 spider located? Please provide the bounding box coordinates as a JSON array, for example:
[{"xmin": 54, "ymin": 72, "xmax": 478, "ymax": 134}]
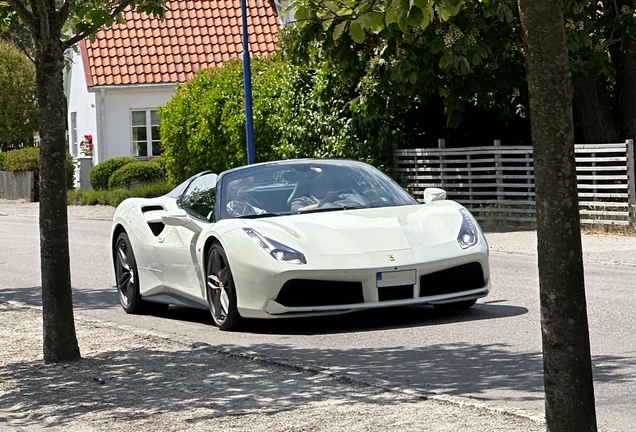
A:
[{"xmin": 112, "ymin": 159, "xmax": 490, "ymax": 330}]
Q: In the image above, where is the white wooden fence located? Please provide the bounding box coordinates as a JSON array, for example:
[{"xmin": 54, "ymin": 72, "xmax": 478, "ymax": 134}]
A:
[{"xmin": 394, "ymin": 140, "xmax": 636, "ymax": 226}]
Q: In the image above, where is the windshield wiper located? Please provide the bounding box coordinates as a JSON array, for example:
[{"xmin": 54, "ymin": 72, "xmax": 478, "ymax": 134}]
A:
[
  {"xmin": 237, "ymin": 212, "xmax": 284, "ymax": 219},
  {"xmin": 299, "ymin": 205, "xmax": 367, "ymax": 214}
]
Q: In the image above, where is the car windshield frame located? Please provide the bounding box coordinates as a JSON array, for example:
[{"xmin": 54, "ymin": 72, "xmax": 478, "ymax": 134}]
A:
[{"xmin": 217, "ymin": 160, "xmax": 418, "ymax": 221}]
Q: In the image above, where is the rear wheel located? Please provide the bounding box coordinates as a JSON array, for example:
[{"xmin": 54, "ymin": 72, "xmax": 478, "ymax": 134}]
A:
[
  {"xmin": 114, "ymin": 232, "xmax": 168, "ymax": 314},
  {"xmin": 433, "ymin": 299, "xmax": 477, "ymax": 311},
  {"xmin": 206, "ymin": 243, "xmax": 242, "ymax": 331}
]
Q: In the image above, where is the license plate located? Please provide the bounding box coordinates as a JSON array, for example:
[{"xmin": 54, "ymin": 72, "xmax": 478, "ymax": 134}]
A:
[{"xmin": 376, "ymin": 270, "xmax": 416, "ymax": 288}]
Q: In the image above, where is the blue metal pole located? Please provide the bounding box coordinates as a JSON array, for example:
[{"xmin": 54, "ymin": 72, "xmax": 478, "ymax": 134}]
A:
[{"xmin": 241, "ymin": 0, "xmax": 256, "ymax": 165}]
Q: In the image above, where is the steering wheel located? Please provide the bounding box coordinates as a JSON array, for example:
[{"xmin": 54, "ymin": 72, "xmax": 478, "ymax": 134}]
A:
[
  {"xmin": 319, "ymin": 188, "xmax": 370, "ymax": 209},
  {"xmin": 319, "ymin": 188, "xmax": 356, "ymax": 205}
]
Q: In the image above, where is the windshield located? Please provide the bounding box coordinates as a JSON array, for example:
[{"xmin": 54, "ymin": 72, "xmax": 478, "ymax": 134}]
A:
[{"xmin": 219, "ymin": 161, "xmax": 418, "ymax": 219}]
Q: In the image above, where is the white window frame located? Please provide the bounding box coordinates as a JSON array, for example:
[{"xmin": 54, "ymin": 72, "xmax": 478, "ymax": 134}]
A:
[
  {"xmin": 70, "ymin": 112, "xmax": 78, "ymax": 157},
  {"xmin": 130, "ymin": 109, "xmax": 161, "ymax": 159}
]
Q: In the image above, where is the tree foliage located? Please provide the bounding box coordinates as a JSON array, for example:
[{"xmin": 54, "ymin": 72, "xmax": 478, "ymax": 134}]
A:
[
  {"xmin": 284, "ymin": 0, "xmax": 525, "ymax": 133},
  {"xmin": 0, "ymin": 41, "xmax": 37, "ymax": 151},
  {"xmin": 289, "ymin": 0, "xmax": 636, "ymax": 144}
]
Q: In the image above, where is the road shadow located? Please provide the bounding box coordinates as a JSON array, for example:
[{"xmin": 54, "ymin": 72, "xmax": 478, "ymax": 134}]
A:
[
  {"xmin": 0, "ymin": 286, "xmax": 119, "ymax": 311},
  {"xmin": 0, "ymin": 339, "xmax": 633, "ymax": 429},
  {"xmin": 0, "ymin": 344, "xmax": 419, "ymax": 429},
  {"xmin": 161, "ymin": 302, "xmax": 529, "ymax": 336}
]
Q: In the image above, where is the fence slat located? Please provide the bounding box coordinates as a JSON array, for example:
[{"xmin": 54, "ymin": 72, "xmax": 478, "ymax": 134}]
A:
[{"xmin": 396, "ymin": 141, "xmax": 634, "ymax": 226}]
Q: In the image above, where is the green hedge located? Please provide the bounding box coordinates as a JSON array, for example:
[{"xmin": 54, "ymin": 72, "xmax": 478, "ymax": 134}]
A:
[
  {"xmin": 108, "ymin": 161, "xmax": 166, "ymax": 189},
  {"xmin": 89, "ymin": 156, "xmax": 136, "ymax": 190},
  {"xmin": 159, "ymin": 55, "xmax": 394, "ymax": 183},
  {"xmin": 68, "ymin": 181, "xmax": 173, "ymax": 207},
  {"xmin": 3, "ymin": 146, "xmax": 39, "ymax": 171},
  {"xmin": 1, "ymin": 147, "xmax": 74, "ymax": 190}
]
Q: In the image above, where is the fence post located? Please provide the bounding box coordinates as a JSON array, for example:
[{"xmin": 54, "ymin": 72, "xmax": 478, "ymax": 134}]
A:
[
  {"xmin": 438, "ymin": 138, "xmax": 446, "ymax": 190},
  {"xmin": 627, "ymin": 139, "xmax": 636, "ymax": 226},
  {"xmin": 494, "ymin": 139, "xmax": 503, "ymax": 202}
]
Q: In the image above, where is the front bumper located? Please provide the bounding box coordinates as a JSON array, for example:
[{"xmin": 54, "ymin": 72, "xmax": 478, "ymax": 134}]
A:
[{"xmin": 234, "ymin": 250, "xmax": 490, "ymax": 319}]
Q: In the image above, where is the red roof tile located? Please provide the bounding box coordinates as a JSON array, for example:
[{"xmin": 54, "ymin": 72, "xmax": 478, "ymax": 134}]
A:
[{"xmin": 81, "ymin": 0, "xmax": 279, "ymax": 87}]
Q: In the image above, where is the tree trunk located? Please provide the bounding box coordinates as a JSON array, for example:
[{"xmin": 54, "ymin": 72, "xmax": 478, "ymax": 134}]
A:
[
  {"xmin": 573, "ymin": 75, "xmax": 620, "ymax": 143},
  {"xmin": 517, "ymin": 1, "xmax": 597, "ymax": 431},
  {"xmin": 34, "ymin": 35, "xmax": 81, "ymax": 363}
]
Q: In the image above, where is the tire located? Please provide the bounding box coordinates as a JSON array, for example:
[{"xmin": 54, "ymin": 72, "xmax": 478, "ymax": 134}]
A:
[
  {"xmin": 206, "ymin": 243, "xmax": 242, "ymax": 331},
  {"xmin": 114, "ymin": 232, "xmax": 169, "ymax": 314},
  {"xmin": 433, "ymin": 299, "xmax": 477, "ymax": 311}
]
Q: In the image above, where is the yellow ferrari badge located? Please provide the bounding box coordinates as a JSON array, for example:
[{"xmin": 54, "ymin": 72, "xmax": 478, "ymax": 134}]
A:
[{"xmin": 388, "ymin": 255, "xmax": 395, "ymax": 262}]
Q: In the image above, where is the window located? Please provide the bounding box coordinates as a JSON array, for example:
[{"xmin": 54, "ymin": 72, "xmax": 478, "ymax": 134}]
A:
[
  {"xmin": 70, "ymin": 112, "xmax": 78, "ymax": 157},
  {"xmin": 131, "ymin": 109, "xmax": 161, "ymax": 158},
  {"xmin": 179, "ymin": 173, "xmax": 218, "ymax": 222}
]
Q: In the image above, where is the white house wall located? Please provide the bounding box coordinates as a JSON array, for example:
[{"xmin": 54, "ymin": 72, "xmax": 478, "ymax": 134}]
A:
[
  {"xmin": 66, "ymin": 48, "xmax": 97, "ymax": 158},
  {"xmin": 94, "ymin": 85, "xmax": 175, "ymax": 164}
]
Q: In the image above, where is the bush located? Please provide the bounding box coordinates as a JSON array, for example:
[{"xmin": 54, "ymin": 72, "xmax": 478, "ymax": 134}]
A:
[
  {"xmin": 89, "ymin": 156, "xmax": 136, "ymax": 190},
  {"xmin": 108, "ymin": 161, "xmax": 166, "ymax": 189},
  {"xmin": 66, "ymin": 153, "xmax": 75, "ymax": 190},
  {"xmin": 3, "ymin": 146, "xmax": 39, "ymax": 172},
  {"xmin": 159, "ymin": 55, "xmax": 395, "ymax": 183},
  {"xmin": 68, "ymin": 181, "xmax": 174, "ymax": 207},
  {"xmin": 2, "ymin": 147, "xmax": 75, "ymax": 191}
]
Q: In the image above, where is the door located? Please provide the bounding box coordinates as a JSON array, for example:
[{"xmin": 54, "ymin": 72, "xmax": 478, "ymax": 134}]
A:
[{"xmin": 155, "ymin": 173, "xmax": 218, "ymax": 302}]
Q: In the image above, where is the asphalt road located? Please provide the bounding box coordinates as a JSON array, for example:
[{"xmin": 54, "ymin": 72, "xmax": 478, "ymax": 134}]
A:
[{"xmin": 1, "ymin": 202, "xmax": 635, "ymax": 431}]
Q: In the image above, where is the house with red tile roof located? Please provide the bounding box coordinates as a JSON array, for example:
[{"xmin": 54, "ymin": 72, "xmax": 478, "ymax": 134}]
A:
[{"xmin": 65, "ymin": 0, "xmax": 282, "ymax": 165}]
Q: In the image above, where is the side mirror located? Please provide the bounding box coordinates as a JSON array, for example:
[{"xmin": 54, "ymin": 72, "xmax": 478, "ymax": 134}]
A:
[
  {"xmin": 424, "ymin": 187, "xmax": 447, "ymax": 204},
  {"xmin": 161, "ymin": 209, "xmax": 202, "ymax": 234}
]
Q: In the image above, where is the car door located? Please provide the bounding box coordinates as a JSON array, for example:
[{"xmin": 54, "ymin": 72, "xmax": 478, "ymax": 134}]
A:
[{"xmin": 155, "ymin": 173, "xmax": 218, "ymax": 303}]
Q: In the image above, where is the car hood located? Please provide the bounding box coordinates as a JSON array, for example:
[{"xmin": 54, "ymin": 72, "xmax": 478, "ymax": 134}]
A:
[{"xmin": 236, "ymin": 202, "xmax": 470, "ymax": 255}]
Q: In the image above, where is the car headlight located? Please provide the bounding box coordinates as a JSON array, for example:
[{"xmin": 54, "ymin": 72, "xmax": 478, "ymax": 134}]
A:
[
  {"xmin": 242, "ymin": 228, "xmax": 307, "ymax": 264},
  {"xmin": 457, "ymin": 208, "xmax": 479, "ymax": 249}
]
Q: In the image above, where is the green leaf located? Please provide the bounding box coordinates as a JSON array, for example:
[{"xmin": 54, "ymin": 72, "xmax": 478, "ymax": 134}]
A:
[
  {"xmin": 322, "ymin": 18, "xmax": 334, "ymax": 30},
  {"xmin": 386, "ymin": 5, "xmax": 400, "ymax": 24},
  {"xmin": 323, "ymin": 0, "xmax": 339, "ymax": 13},
  {"xmin": 333, "ymin": 21, "xmax": 348, "ymax": 40},
  {"xmin": 409, "ymin": 72, "xmax": 417, "ymax": 84},
  {"xmin": 360, "ymin": 12, "xmax": 385, "ymax": 32},
  {"xmin": 294, "ymin": 6, "xmax": 312, "ymax": 21},
  {"xmin": 419, "ymin": 4, "xmax": 432, "ymax": 30},
  {"xmin": 349, "ymin": 20, "xmax": 366, "ymax": 43},
  {"xmin": 438, "ymin": 0, "xmax": 463, "ymax": 21},
  {"xmin": 439, "ymin": 51, "xmax": 453, "ymax": 69}
]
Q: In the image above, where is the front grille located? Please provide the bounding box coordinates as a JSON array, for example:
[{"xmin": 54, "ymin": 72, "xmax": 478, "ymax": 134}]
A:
[
  {"xmin": 378, "ymin": 285, "xmax": 414, "ymax": 301},
  {"xmin": 276, "ymin": 279, "xmax": 364, "ymax": 307},
  {"xmin": 420, "ymin": 262, "xmax": 485, "ymax": 297}
]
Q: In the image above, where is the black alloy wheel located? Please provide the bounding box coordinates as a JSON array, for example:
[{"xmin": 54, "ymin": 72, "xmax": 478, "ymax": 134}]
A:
[
  {"xmin": 206, "ymin": 243, "xmax": 242, "ymax": 330},
  {"xmin": 114, "ymin": 232, "xmax": 168, "ymax": 314}
]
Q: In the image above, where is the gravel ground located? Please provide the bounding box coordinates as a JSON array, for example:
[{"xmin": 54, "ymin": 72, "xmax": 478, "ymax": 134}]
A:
[{"xmin": 0, "ymin": 302, "xmax": 545, "ymax": 432}]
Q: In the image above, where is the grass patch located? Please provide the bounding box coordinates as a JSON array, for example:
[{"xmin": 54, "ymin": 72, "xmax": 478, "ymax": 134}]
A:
[{"xmin": 68, "ymin": 182, "xmax": 173, "ymax": 207}]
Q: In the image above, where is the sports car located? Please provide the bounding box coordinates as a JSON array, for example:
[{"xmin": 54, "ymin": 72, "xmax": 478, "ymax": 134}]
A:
[{"xmin": 112, "ymin": 159, "xmax": 490, "ymax": 330}]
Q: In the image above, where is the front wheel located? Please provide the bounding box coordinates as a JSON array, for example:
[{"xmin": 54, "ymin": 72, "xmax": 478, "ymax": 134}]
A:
[
  {"xmin": 206, "ymin": 243, "xmax": 242, "ymax": 331},
  {"xmin": 433, "ymin": 299, "xmax": 477, "ymax": 311}
]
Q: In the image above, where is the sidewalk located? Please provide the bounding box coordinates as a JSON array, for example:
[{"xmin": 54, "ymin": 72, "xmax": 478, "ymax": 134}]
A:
[{"xmin": 0, "ymin": 302, "xmax": 544, "ymax": 432}]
